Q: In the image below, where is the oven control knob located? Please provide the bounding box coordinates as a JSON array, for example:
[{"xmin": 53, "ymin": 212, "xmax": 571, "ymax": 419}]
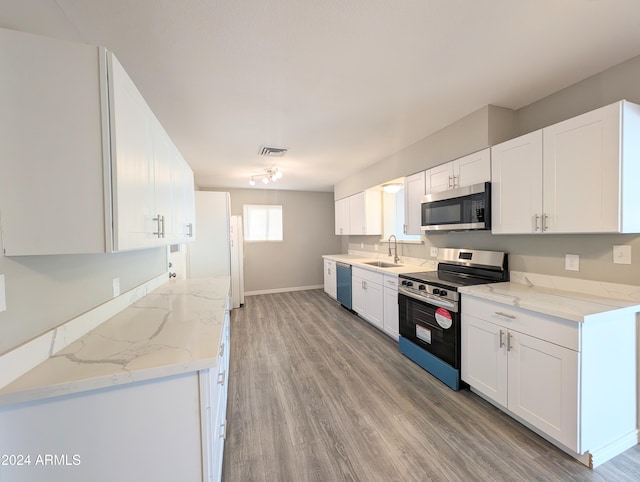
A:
[
  {"xmin": 403, "ymin": 281, "xmax": 413, "ymax": 287},
  {"xmin": 432, "ymin": 288, "xmax": 440, "ymax": 295},
  {"xmin": 440, "ymin": 290, "xmax": 447, "ymax": 297},
  {"xmin": 418, "ymin": 285, "xmax": 426, "ymax": 291}
]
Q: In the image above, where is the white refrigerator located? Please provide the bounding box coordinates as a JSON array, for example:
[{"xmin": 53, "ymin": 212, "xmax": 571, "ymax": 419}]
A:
[{"xmin": 187, "ymin": 191, "xmax": 244, "ymax": 308}]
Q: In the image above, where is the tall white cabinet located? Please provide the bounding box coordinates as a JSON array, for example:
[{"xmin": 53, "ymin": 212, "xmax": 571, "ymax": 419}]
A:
[
  {"xmin": 491, "ymin": 100, "xmax": 640, "ymax": 234},
  {"xmin": 0, "ymin": 28, "xmax": 195, "ymax": 255}
]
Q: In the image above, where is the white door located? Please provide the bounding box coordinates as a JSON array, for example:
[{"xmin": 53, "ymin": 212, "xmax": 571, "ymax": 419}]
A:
[
  {"xmin": 383, "ymin": 286, "xmax": 399, "ymax": 340},
  {"xmin": 542, "ymin": 102, "xmax": 620, "ymax": 233},
  {"xmin": 507, "ymin": 331, "xmax": 579, "ymax": 452},
  {"xmin": 110, "ymin": 55, "xmax": 156, "ymax": 250},
  {"xmin": 454, "ymin": 148, "xmax": 490, "ymax": 187},
  {"xmin": 364, "ymin": 281, "xmax": 384, "ymax": 330},
  {"xmin": 491, "ymin": 130, "xmax": 543, "ymax": 234},
  {"xmin": 351, "ymin": 274, "xmax": 366, "ymax": 315},
  {"xmin": 428, "ymin": 163, "xmax": 454, "ymax": 193},
  {"xmin": 461, "ymin": 315, "xmax": 507, "ymax": 406},
  {"xmin": 404, "ymin": 171, "xmax": 426, "ymax": 235}
]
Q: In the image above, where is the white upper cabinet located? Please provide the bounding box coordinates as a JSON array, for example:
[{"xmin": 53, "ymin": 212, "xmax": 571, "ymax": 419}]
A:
[
  {"xmin": 492, "ymin": 100, "xmax": 640, "ymax": 234},
  {"xmin": 335, "ymin": 191, "xmax": 381, "ymax": 235},
  {"xmin": 491, "ymin": 130, "xmax": 543, "ymax": 234},
  {"xmin": 349, "ymin": 191, "xmax": 382, "ymax": 235},
  {"xmin": 403, "ymin": 171, "xmax": 426, "ymax": 235},
  {"xmin": 0, "ymin": 29, "xmax": 110, "ymax": 255},
  {"xmin": 334, "ymin": 197, "xmax": 350, "ymax": 235},
  {"xmin": 0, "ymin": 28, "xmax": 196, "ymax": 255},
  {"xmin": 426, "ymin": 149, "xmax": 491, "ymax": 194}
]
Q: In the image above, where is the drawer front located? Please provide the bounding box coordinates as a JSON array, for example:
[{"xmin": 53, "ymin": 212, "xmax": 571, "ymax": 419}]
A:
[
  {"xmin": 383, "ymin": 274, "xmax": 398, "ymax": 290},
  {"xmin": 352, "ymin": 266, "xmax": 384, "ymax": 285},
  {"xmin": 462, "ymin": 295, "xmax": 579, "ymax": 351}
]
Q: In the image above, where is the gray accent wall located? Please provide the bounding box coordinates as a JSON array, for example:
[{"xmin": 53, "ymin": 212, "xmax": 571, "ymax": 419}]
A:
[
  {"xmin": 202, "ymin": 188, "xmax": 342, "ymax": 294},
  {"xmin": 0, "ymin": 248, "xmax": 167, "ymax": 354},
  {"xmin": 337, "ymin": 53, "xmax": 640, "ymax": 286}
]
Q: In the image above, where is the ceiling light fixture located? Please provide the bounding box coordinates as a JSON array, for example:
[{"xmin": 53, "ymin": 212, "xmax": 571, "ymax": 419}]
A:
[
  {"xmin": 382, "ymin": 183, "xmax": 403, "ymax": 194},
  {"xmin": 249, "ymin": 167, "xmax": 283, "ymax": 186}
]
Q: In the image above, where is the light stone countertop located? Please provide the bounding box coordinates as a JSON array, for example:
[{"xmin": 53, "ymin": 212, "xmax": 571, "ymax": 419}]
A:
[
  {"xmin": 322, "ymin": 253, "xmax": 436, "ymax": 275},
  {"xmin": 0, "ymin": 277, "xmax": 230, "ymax": 406},
  {"xmin": 459, "ymin": 281, "xmax": 640, "ymax": 322}
]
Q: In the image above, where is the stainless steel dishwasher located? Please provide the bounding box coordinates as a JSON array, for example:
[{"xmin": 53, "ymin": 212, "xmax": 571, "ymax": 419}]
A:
[{"xmin": 336, "ymin": 262, "xmax": 352, "ymax": 310}]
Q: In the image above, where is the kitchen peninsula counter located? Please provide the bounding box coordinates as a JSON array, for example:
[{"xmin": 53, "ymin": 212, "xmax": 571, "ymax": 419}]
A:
[{"xmin": 0, "ymin": 277, "xmax": 230, "ymax": 406}]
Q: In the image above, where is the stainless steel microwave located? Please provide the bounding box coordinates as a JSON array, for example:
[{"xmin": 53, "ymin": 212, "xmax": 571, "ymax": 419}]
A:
[{"xmin": 421, "ymin": 182, "xmax": 491, "ymax": 232}]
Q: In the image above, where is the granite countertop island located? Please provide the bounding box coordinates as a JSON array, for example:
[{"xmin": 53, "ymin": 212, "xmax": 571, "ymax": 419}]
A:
[{"xmin": 0, "ymin": 277, "xmax": 230, "ymax": 406}]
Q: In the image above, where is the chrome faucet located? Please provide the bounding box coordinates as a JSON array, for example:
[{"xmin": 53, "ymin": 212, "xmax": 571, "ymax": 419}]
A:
[{"xmin": 388, "ymin": 235, "xmax": 400, "ymax": 263}]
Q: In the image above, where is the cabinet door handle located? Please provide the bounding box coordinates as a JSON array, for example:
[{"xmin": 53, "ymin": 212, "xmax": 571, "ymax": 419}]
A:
[
  {"xmin": 217, "ymin": 370, "xmax": 226, "ymax": 385},
  {"xmin": 219, "ymin": 343, "xmax": 225, "ymax": 358},
  {"xmin": 543, "ymin": 213, "xmax": 549, "ymax": 232},
  {"xmin": 403, "ymin": 224, "xmax": 407, "ymax": 234},
  {"xmin": 506, "ymin": 332, "xmax": 513, "ymax": 352},
  {"xmin": 448, "ymin": 176, "xmax": 453, "ymax": 189},
  {"xmin": 153, "ymin": 214, "xmax": 162, "ymax": 238},
  {"xmin": 495, "ymin": 311, "xmax": 516, "ymax": 319},
  {"xmin": 534, "ymin": 214, "xmax": 541, "ymax": 231},
  {"xmin": 220, "ymin": 420, "xmax": 227, "ymax": 439},
  {"xmin": 453, "ymin": 175, "xmax": 458, "ymax": 188},
  {"xmin": 499, "ymin": 329, "xmax": 505, "ymax": 348},
  {"xmin": 187, "ymin": 222, "xmax": 193, "ymax": 237}
]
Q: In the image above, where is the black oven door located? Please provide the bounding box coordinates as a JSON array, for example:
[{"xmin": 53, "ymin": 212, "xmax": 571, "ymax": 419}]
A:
[{"xmin": 398, "ymin": 293, "xmax": 460, "ymax": 369}]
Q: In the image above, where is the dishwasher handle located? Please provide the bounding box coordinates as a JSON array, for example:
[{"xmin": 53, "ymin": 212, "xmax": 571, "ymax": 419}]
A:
[{"xmin": 336, "ymin": 262, "xmax": 351, "ymax": 270}]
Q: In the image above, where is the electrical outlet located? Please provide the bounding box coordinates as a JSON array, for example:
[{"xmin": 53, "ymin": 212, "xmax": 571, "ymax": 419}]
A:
[
  {"xmin": 0, "ymin": 274, "xmax": 6, "ymax": 312},
  {"xmin": 430, "ymin": 247, "xmax": 438, "ymax": 258},
  {"xmin": 112, "ymin": 278, "xmax": 120, "ymax": 298},
  {"xmin": 613, "ymin": 245, "xmax": 631, "ymax": 264},
  {"xmin": 565, "ymin": 254, "xmax": 580, "ymax": 271}
]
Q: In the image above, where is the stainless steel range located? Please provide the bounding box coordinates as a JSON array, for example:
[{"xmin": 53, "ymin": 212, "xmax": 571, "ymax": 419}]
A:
[{"xmin": 398, "ymin": 248, "xmax": 508, "ymax": 390}]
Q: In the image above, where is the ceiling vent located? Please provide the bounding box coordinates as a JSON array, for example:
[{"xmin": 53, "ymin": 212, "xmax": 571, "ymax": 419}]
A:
[{"xmin": 258, "ymin": 145, "xmax": 288, "ymax": 157}]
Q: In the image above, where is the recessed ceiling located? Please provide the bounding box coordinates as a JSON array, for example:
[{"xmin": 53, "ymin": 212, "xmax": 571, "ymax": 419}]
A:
[{"xmin": 3, "ymin": 0, "xmax": 640, "ymax": 192}]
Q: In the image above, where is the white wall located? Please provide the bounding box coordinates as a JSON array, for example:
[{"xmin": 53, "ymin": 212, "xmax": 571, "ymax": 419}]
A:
[
  {"xmin": 0, "ymin": 248, "xmax": 168, "ymax": 355},
  {"xmin": 202, "ymin": 188, "xmax": 342, "ymax": 294}
]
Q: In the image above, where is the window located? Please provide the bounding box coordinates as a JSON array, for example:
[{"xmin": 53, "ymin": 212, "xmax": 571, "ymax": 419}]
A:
[
  {"xmin": 382, "ymin": 189, "xmax": 421, "ymax": 242},
  {"xmin": 243, "ymin": 204, "xmax": 283, "ymax": 241}
]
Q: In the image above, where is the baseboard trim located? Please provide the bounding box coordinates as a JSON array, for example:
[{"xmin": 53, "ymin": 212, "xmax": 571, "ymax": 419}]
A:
[{"xmin": 245, "ymin": 285, "xmax": 323, "ymax": 296}]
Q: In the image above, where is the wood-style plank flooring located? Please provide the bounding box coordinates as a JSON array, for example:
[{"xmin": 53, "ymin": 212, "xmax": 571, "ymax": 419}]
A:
[{"xmin": 223, "ymin": 289, "xmax": 640, "ymax": 481}]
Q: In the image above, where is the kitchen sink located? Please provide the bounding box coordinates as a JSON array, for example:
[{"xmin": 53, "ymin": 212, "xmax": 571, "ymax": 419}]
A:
[{"xmin": 362, "ymin": 261, "xmax": 402, "ymax": 268}]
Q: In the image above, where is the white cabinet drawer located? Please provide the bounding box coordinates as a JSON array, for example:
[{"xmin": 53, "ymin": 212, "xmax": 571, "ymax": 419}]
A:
[
  {"xmin": 462, "ymin": 295, "xmax": 579, "ymax": 351},
  {"xmin": 352, "ymin": 266, "xmax": 384, "ymax": 285},
  {"xmin": 383, "ymin": 274, "xmax": 398, "ymax": 290}
]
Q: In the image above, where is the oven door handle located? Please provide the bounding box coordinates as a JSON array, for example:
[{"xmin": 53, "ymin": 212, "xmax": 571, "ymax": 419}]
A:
[{"xmin": 399, "ymin": 290, "xmax": 457, "ymax": 311}]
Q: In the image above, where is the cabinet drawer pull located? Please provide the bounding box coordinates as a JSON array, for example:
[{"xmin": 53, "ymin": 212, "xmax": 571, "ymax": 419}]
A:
[
  {"xmin": 499, "ymin": 329, "xmax": 505, "ymax": 348},
  {"xmin": 217, "ymin": 370, "xmax": 226, "ymax": 385},
  {"xmin": 495, "ymin": 311, "xmax": 516, "ymax": 319}
]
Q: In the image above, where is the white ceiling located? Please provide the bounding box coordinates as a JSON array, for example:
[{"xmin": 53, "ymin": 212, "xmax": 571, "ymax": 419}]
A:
[{"xmin": 3, "ymin": 1, "xmax": 640, "ymax": 192}]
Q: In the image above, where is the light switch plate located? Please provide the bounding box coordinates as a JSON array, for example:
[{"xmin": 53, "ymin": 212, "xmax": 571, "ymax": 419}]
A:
[
  {"xmin": 112, "ymin": 278, "xmax": 120, "ymax": 298},
  {"xmin": 613, "ymin": 245, "xmax": 632, "ymax": 264},
  {"xmin": 430, "ymin": 247, "xmax": 438, "ymax": 257},
  {"xmin": 565, "ymin": 254, "xmax": 580, "ymax": 271},
  {"xmin": 0, "ymin": 274, "xmax": 6, "ymax": 312}
]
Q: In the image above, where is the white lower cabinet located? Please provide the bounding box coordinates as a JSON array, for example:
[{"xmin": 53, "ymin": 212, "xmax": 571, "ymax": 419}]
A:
[
  {"xmin": 352, "ymin": 267, "xmax": 384, "ymax": 330},
  {"xmin": 463, "ymin": 314, "xmax": 577, "ymax": 449},
  {"xmin": 0, "ymin": 315, "xmax": 230, "ymax": 482},
  {"xmin": 323, "ymin": 259, "xmax": 337, "ymax": 299},
  {"xmin": 382, "ymin": 274, "xmax": 399, "ymax": 340},
  {"xmin": 461, "ymin": 294, "xmax": 637, "ymax": 467}
]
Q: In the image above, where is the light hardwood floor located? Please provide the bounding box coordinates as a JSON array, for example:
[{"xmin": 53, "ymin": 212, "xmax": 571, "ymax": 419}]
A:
[{"xmin": 223, "ymin": 290, "xmax": 640, "ymax": 481}]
